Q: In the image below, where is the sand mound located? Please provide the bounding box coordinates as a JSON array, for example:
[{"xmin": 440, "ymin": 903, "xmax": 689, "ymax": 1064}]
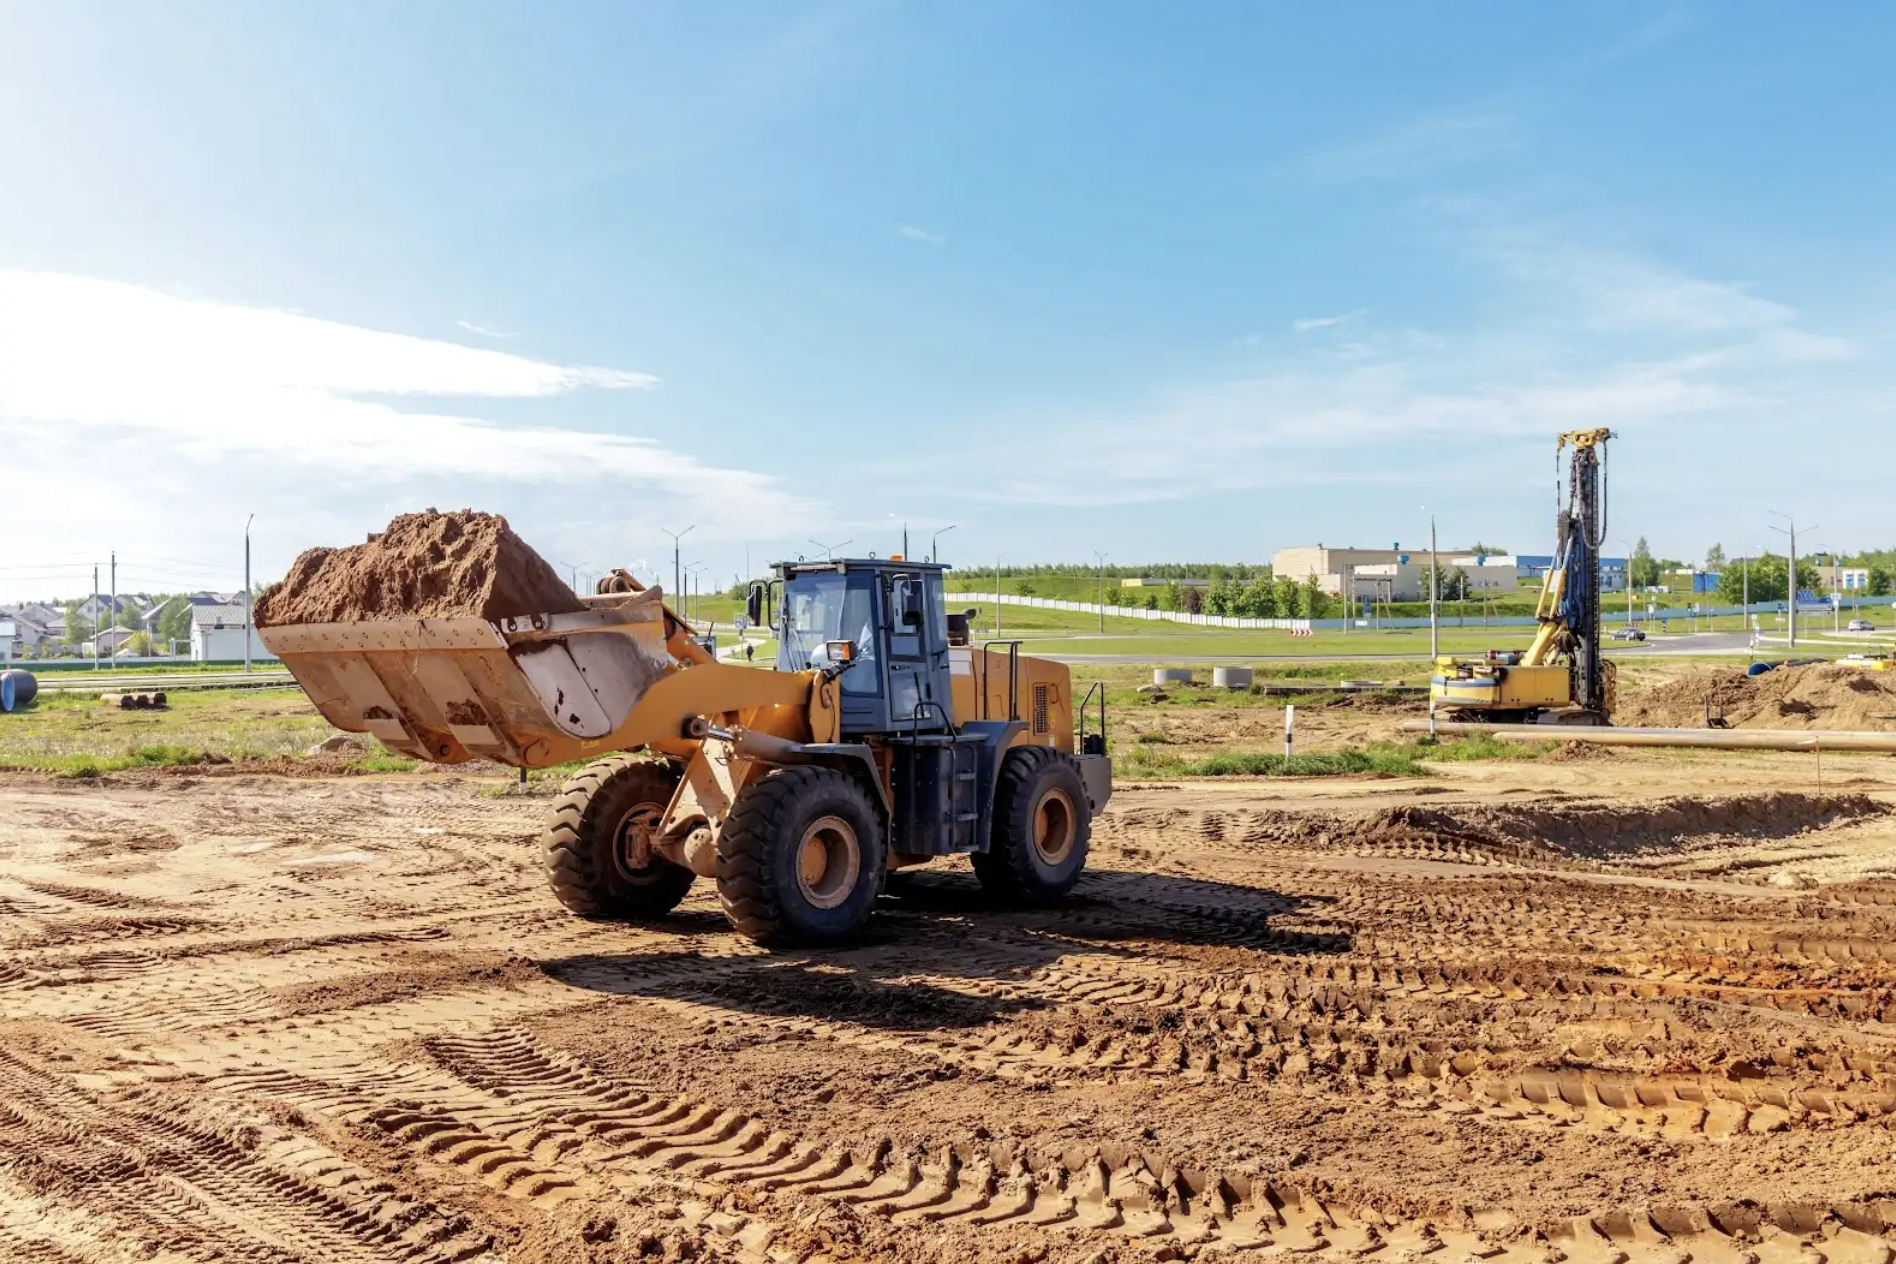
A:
[
  {"xmin": 1617, "ymin": 663, "xmax": 1896, "ymax": 731},
  {"xmin": 255, "ymin": 510, "xmax": 584, "ymax": 626}
]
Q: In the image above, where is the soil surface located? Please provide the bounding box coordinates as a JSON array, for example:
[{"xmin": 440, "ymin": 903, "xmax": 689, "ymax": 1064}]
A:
[
  {"xmin": 255, "ymin": 509, "xmax": 583, "ymax": 626},
  {"xmin": 1616, "ymin": 663, "xmax": 1896, "ymax": 731},
  {"xmin": 7, "ymin": 756, "xmax": 1896, "ymax": 1264}
]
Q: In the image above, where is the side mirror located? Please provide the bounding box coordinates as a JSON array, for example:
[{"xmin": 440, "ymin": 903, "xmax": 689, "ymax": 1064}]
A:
[
  {"xmin": 900, "ymin": 586, "xmax": 924, "ymax": 626},
  {"xmin": 745, "ymin": 582, "xmax": 764, "ymax": 626}
]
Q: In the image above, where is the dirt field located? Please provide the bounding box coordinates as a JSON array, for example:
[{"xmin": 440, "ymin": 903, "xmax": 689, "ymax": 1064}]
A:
[{"xmin": 7, "ymin": 748, "xmax": 1896, "ymax": 1264}]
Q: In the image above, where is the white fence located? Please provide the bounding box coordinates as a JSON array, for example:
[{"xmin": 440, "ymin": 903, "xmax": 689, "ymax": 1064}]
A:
[
  {"xmin": 944, "ymin": 589, "xmax": 1896, "ymax": 634},
  {"xmin": 945, "ymin": 591, "xmax": 1314, "ymax": 631}
]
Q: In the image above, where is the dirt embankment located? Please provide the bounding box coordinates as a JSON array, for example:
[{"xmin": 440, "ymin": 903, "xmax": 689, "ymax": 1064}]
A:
[
  {"xmin": 1618, "ymin": 663, "xmax": 1896, "ymax": 730},
  {"xmin": 254, "ymin": 509, "xmax": 582, "ymax": 626}
]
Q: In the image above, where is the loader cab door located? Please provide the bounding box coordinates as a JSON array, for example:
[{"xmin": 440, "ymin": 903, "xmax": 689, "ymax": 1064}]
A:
[
  {"xmin": 779, "ymin": 570, "xmax": 885, "ymax": 734},
  {"xmin": 882, "ymin": 571, "xmax": 953, "ymax": 732}
]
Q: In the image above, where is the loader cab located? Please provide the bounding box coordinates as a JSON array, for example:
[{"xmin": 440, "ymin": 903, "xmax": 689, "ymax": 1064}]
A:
[{"xmin": 770, "ymin": 559, "xmax": 954, "ymax": 737}]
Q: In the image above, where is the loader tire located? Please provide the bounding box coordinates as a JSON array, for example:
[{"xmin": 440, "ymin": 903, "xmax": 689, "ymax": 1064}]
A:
[
  {"xmin": 543, "ymin": 756, "xmax": 695, "ymax": 920},
  {"xmin": 973, "ymin": 745, "xmax": 1091, "ymax": 904},
  {"xmin": 717, "ymin": 765, "xmax": 884, "ymax": 947}
]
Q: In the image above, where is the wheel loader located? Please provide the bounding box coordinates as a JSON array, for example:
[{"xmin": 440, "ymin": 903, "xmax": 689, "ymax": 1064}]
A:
[{"xmin": 259, "ymin": 557, "xmax": 1111, "ymax": 945}]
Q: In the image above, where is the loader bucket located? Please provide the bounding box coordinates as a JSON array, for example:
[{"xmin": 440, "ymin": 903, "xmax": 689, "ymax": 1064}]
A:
[{"xmin": 257, "ymin": 594, "xmax": 673, "ymax": 769}]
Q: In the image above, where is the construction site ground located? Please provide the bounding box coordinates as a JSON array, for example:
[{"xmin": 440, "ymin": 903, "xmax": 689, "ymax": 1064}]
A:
[{"xmin": 8, "ymin": 674, "xmax": 1896, "ymax": 1263}]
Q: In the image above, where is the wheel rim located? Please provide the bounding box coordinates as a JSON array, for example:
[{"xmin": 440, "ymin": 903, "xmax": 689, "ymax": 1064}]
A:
[
  {"xmin": 611, "ymin": 801, "xmax": 667, "ymax": 884},
  {"xmin": 795, "ymin": 815, "xmax": 861, "ymax": 910},
  {"xmin": 1032, "ymin": 788, "xmax": 1077, "ymax": 866}
]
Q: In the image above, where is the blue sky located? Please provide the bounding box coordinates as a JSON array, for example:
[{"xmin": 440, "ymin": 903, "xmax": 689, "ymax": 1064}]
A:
[{"xmin": 3, "ymin": 1, "xmax": 1893, "ymax": 600}]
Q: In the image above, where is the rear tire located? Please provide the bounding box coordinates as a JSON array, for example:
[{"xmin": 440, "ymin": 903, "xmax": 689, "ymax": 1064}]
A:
[
  {"xmin": 717, "ymin": 766, "xmax": 885, "ymax": 946},
  {"xmin": 974, "ymin": 746, "xmax": 1091, "ymax": 903},
  {"xmin": 543, "ymin": 756, "xmax": 695, "ymax": 919}
]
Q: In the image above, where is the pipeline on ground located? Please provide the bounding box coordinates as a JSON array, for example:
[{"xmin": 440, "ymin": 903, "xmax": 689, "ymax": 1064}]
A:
[{"xmin": 1401, "ymin": 719, "xmax": 1896, "ymax": 752}]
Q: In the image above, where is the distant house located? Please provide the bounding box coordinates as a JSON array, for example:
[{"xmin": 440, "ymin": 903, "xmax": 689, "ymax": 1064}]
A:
[
  {"xmin": 74, "ymin": 594, "xmax": 137, "ymax": 624},
  {"xmin": 80, "ymin": 626, "xmax": 137, "ymax": 657},
  {"xmin": 0, "ymin": 607, "xmax": 58, "ymax": 649},
  {"xmin": 190, "ymin": 605, "xmax": 272, "ymax": 662}
]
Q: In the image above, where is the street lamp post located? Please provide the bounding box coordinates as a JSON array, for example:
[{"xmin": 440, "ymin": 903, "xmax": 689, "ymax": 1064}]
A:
[
  {"xmin": 244, "ymin": 514, "xmax": 254, "ymax": 674},
  {"xmin": 684, "ymin": 562, "xmax": 708, "ymax": 624},
  {"xmin": 931, "ymin": 524, "xmax": 956, "ymax": 564},
  {"xmin": 661, "ymin": 525, "xmax": 695, "ymax": 605},
  {"xmin": 1769, "ymin": 513, "xmax": 1814, "ymax": 649},
  {"xmin": 1421, "ymin": 507, "xmax": 1439, "ymax": 661},
  {"xmin": 1094, "ymin": 551, "xmax": 1108, "ymax": 634},
  {"xmin": 808, "ymin": 538, "xmax": 852, "ymax": 562}
]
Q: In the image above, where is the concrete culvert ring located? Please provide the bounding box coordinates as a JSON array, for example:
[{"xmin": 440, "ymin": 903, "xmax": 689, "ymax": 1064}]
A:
[
  {"xmin": 1032, "ymin": 788, "xmax": 1077, "ymax": 866},
  {"xmin": 795, "ymin": 815, "xmax": 862, "ymax": 910}
]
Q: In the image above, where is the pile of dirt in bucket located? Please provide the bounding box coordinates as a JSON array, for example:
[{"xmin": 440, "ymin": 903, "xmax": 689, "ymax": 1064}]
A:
[
  {"xmin": 255, "ymin": 510, "xmax": 585, "ymax": 626},
  {"xmin": 1616, "ymin": 663, "xmax": 1896, "ymax": 730}
]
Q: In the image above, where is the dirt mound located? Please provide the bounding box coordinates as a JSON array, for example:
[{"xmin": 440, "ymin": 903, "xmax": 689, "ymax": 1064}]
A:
[
  {"xmin": 254, "ymin": 509, "xmax": 583, "ymax": 626},
  {"xmin": 1618, "ymin": 663, "xmax": 1896, "ymax": 730},
  {"xmin": 1547, "ymin": 739, "xmax": 1620, "ymax": 762},
  {"xmin": 1412, "ymin": 791, "xmax": 1888, "ymax": 861}
]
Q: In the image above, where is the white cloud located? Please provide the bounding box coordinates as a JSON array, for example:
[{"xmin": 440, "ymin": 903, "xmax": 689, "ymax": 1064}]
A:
[
  {"xmin": 1303, "ymin": 108, "xmax": 1522, "ymax": 182},
  {"xmin": 1489, "ymin": 242, "xmax": 1794, "ymax": 333},
  {"xmin": 896, "ymin": 223, "xmax": 945, "ymax": 245},
  {"xmin": 455, "ymin": 319, "xmax": 518, "ymax": 338},
  {"xmin": 1292, "ymin": 309, "xmax": 1367, "ymax": 332},
  {"xmin": 946, "ymin": 220, "xmax": 1877, "ymax": 515},
  {"xmin": 0, "ymin": 268, "xmax": 817, "ymax": 589},
  {"xmin": 1591, "ymin": 8, "xmax": 1694, "ymax": 65}
]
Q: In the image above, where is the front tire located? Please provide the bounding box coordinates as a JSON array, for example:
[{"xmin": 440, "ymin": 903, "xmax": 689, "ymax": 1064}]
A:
[
  {"xmin": 717, "ymin": 766, "xmax": 885, "ymax": 946},
  {"xmin": 543, "ymin": 756, "xmax": 695, "ymax": 919},
  {"xmin": 974, "ymin": 746, "xmax": 1091, "ymax": 903}
]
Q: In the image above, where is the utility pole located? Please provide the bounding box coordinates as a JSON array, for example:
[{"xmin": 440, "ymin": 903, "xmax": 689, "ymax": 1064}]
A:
[
  {"xmin": 244, "ymin": 515, "xmax": 254, "ymax": 673},
  {"xmin": 996, "ymin": 553, "xmax": 1006, "ymax": 636},
  {"xmin": 931, "ymin": 524, "xmax": 956, "ymax": 564},
  {"xmin": 662, "ymin": 524, "xmax": 695, "ymax": 604},
  {"xmin": 92, "ymin": 563, "xmax": 99, "ymax": 670},
  {"xmin": 109, "ymin": 550, "xmax": 116, "ymax": 665},
  {"xmin": 1618, "ymin": 539, "xmax": 1634, "ymax": 626},
  {"xmin": 1769, "ymin": 512, "xmax": 1812, "ymax": 649},
  {"xmin": 1095, "ymin": 551, "xmax": 1108, "ymax": 634},
  {"xmin": 1423, "ymin": 508, "xmax": 1439, "ymax": 660},
  {"xmin": 686, "ymin": 562, "xmax": 707, "ymax": 625}
]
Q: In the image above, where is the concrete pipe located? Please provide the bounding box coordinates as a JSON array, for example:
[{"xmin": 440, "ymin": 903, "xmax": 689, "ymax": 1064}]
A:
[
  {"xmin": 1402, "ymin": 720, "xmax": 1896, "ymax": 753},
  {"xmin": 1154, "ymin": 668, "xmax": 1196, "ymax": 686},
  {"xmin": 1212, "ymin": 666, "xmax": 1254, "ymax": 690},
  {"xmin": 0, "ymin": 669, "xmax": 36, "ymax": 712}
]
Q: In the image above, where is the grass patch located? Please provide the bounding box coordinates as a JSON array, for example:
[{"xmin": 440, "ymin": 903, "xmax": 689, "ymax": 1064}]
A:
[
  {"xmin": 1124, "ymin": 742, "xmax": 1431, "ymax": 779},
  {"xmin": 1406, "ymin": 732, "xmax": 1563, "ymax": 762},
  {"xmin": 347, "ymin": 752, "xmax": 420, "ymax": 773},
  {"xmin": 0, "ymin": 687, "xmax": 336, "ymax": 769},
  {"xmin": 49, "ymin": 744, "xmax": 222, "ymax": 779},
  {"xmin": 1134, "ymin": 731, "xmax": 1174, "ymax": 744}
]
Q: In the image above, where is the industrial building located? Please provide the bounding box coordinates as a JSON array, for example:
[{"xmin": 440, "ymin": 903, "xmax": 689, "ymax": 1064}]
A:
[
  {"xmin": 1517, "ymin": 554, "xmax": 1628, "ymax": 593},
  {"xmin": 1271, "ymin": 545, "xmax": 1526, "ymax": 602}
]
